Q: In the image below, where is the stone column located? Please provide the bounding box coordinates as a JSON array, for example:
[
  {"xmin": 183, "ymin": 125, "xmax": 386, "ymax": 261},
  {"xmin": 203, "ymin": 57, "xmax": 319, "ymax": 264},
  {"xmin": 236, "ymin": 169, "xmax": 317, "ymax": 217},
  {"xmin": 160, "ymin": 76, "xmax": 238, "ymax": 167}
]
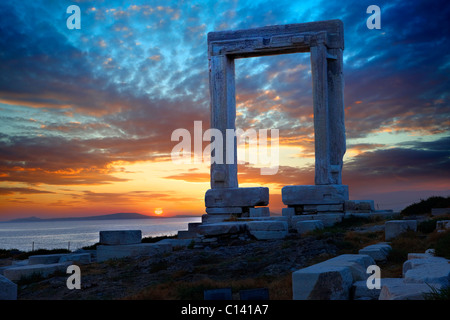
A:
[
  {"xmin": 310, "ymin": 42, "xmax": 331, "ymax": 185},
  {"xmin": 326, "ymin": 48, "xmax": 346, "ymax": 185},
  {"xmin": 208, "ymin": 54, "xmax": 238, "ymax": 189}
]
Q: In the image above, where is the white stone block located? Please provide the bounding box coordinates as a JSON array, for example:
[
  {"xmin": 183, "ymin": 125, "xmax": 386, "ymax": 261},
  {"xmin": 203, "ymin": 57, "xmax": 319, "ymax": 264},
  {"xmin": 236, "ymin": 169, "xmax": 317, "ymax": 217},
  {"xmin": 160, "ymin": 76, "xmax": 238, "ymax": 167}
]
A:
[
  {"xmin": 292, "ymin": 265, "xmax": 353, "ymax": 300},
  {"xmin": 246, "ymin": 221, "xmax": 288, "ymax": 240},
  {"xmin": 249, "ymin": 207, "xmax": 270, "ymax": 217},
  {"xmin": 197, "ymin": 222, "xmax": 247, "ymax": 236},
  {"xmin": 403, "ymin": 257, "xmax": 448, "ymax": 276},
  {"xmin": 323, "ymin": 254, "xmax": 376, "ymax": 281},
  {"xmin": 99, "ymin": 230, "xmax": 142, "ymax": 245},
  {"xmin": 96, "ymin": 243, "xmax": 171, "ymax": 262},
  {"xmin": 282, "ymin": 185, "xmax": 349, "ymax": 205},
  {"xmin": 0, "ymin": 274, "xmax": 17, "ymax": 300},
  {"xmin": 3, "ymin": 263, "xmax": 71, "ymax": 282},
  {"xmin": 385, "ymin": 220, "xmax": 417, "ymax": 241},
  {"xmin": 296, "ymin": 220, "xmax": 324, "ymax": 235},
  {"xmin": 403, "ymin": 260, "xmax": 450, "ymax": 286},
  {"xmin": 379, "ymin": 281, "xmax": 442, "ymax": 300},
  {"xmin": 352, "ymin": 278, "xmax": 402, "ymax": 300},
  {"xmin": 58, "ymin": 253, "xmax": 91, "ymax": 264},
  {"xmin": 291, "ymin": 213, "xmax": 344, "ymax": 228},
  {"xmin": 201, "ymin": 214, "xmax": 230, "ymax": 224},
  {"xmin": 358, "ymin": 243, "xmax": 392, "ymax": 262},
  {"xmin": 205, "ymin": 187, "xmax": 269, "ymax": 208}
]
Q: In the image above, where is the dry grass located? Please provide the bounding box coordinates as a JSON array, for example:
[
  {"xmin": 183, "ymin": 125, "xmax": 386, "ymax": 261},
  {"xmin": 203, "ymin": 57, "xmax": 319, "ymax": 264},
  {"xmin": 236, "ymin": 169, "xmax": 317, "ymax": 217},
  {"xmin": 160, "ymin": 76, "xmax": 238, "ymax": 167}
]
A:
[{"xmin": 125, "ymin": 274, "xmax": 292, "ymax": 300}]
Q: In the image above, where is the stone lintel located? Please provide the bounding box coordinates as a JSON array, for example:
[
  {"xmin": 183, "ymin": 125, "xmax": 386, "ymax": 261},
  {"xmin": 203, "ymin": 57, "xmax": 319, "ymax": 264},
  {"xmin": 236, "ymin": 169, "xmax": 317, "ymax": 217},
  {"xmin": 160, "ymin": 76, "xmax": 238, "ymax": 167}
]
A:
[
  {"xmin": 208, "ymin": 20, "xmax": 344, "ymax": 53},
  {"xmin": 205, "ymin": 187, "xmax": 269, "ymax": 208},
  {"xmin": 282, "ymin": 185, "xmax": 349, "ymax": 205},
  {"xmin": 210, "ymin": 31, "xmax": 328, "ymax": 57}
]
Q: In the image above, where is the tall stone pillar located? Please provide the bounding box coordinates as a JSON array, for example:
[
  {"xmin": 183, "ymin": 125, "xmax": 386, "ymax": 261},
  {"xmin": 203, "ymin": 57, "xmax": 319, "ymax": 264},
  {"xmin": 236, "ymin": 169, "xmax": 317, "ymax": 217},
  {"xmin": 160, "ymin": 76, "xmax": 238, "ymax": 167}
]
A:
[{"xmin": 208, "ymin": 54, "xmax": 238, "ymax": 189}]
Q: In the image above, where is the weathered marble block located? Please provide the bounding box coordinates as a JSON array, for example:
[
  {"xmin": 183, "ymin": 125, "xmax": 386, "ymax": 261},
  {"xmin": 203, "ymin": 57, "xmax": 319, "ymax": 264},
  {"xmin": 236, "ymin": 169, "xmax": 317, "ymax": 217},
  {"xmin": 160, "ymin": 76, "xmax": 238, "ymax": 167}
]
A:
[
  {"xmin": 282, "ymin": 185, "xmax": 349, "ymax": 205},
  {"xmin": 358, "ymin": 243, "xmax": 392, "ymax": 262},
  {"xmin": 384, "ymin": 220, "xmax": 417, "ymax": 241},
  {"xmin": 3, "ymin": 262, "xmax": 71, "ymax": 282},
  {"xmin": 246, "ymin": 220, "xmax": 288, "ymax": 240},
  {"xmin": 403, "ymin": 260, "xmax": 450, "ymax": 286},
  {"xmin": 291, "ymin": 213, "xmax": 344, "ymax": 228},
  {"xmin": 379, "ymin": 281, "xmax": 442, "ymax": 300},
  {"xmin": 205, "ymin": 187, "xmax": 269, "ymax": 208},
  {"xmin": 292, "ymin": 265, "xmax": 353, "ymax": 300},
  {"xmin": 197, "ymin": 222, "xmax": 247, "ymax": 236}
]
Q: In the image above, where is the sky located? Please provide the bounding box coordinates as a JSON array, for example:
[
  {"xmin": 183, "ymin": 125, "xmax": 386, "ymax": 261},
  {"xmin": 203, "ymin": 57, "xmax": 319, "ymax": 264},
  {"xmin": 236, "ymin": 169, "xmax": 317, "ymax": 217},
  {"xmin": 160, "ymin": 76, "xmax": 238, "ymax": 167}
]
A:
[{"xmin": 0, "ymin": 0, "xmax": 449, "ymax": 220}]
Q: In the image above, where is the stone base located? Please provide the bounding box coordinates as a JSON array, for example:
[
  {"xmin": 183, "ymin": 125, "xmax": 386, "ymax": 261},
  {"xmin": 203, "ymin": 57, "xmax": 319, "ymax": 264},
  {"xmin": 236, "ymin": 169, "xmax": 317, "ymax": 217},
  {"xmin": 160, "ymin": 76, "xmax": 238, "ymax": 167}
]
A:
[
  {"xmin": 290, "ymin": 213, "xmax": 344, "ymax": 228},
  {"xmin": 205, "ymin": 187, "xmax": 269, "ymax": 208},
  {"xmin": 201, "ymin": 214, "xmax": 233, "ymax": 224},
  {"xmin": 197, "ymin": 222, "xmax": 247, "ymax": 236},
  {"xmin": 246, "ymin": 221, "xmax": 288, "ymax": 240},
  {"xmin": 282, "ymin": 185, "xmax": 349, "ymax": 206},
  {"xmin": 303, "ymin": 204, "xmax": 344, "ymax": 213}
]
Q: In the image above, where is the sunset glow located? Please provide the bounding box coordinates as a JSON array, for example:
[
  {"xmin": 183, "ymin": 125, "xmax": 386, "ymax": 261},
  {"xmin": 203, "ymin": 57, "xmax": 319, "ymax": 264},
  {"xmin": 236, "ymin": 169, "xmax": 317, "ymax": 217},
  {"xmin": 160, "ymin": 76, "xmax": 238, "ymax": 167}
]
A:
[{"xmin": 0, "ymin": 0, "xmax": 449, "ymax": 221}]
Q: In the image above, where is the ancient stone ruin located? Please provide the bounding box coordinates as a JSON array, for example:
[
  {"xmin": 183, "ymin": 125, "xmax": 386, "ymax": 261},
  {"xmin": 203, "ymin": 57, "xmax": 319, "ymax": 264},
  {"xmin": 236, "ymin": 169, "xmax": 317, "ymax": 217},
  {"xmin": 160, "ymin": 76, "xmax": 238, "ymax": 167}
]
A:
[{"xmin": 204, "ymin": 19, "xmax": 381, "ymax": 224}]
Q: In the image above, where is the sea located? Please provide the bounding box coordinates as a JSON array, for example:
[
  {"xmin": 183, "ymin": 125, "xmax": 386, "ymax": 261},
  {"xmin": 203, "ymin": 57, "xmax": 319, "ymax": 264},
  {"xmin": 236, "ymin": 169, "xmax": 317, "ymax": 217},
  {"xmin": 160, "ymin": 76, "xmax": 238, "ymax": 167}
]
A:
[{"xmin": 0, "ymin": 217, "xmax": 202, "ymax": 252}]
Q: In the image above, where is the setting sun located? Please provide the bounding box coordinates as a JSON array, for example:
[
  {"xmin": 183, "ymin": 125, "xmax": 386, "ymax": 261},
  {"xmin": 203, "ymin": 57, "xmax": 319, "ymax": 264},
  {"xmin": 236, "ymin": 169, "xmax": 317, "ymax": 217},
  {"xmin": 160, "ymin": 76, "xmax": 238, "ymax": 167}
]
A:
[{"xmin": 154, "ymin": 208, "xmax": 164, "ymax": 215}]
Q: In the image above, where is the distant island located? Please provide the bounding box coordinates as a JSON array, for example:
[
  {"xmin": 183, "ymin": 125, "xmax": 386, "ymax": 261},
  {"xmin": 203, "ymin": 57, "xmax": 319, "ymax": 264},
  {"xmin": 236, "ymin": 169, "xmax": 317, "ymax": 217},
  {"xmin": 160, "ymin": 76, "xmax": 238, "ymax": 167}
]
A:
[{"xmin": 1, "ymin": 212, "xmax": 199, "ymax": 223}]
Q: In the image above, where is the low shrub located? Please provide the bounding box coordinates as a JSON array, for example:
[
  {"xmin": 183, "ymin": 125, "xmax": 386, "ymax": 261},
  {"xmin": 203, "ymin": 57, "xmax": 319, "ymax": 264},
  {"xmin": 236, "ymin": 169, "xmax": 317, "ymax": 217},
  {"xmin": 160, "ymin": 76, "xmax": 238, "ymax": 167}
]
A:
[
  {"xmin": 434, "ymin": 230, "xmax": 450, "ymax": 259},
  {"xmin": 401, "ymin": 196, "xmax": 450, "ymax": 216},
  {"xmin": 423, "ymin": 284, "xmax": 450, "ymax": 300}
]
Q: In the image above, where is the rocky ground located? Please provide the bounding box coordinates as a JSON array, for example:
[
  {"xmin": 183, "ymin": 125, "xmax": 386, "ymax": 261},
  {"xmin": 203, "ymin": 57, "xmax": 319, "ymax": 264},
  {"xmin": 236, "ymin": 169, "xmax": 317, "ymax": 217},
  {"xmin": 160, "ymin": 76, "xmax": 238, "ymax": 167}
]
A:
[
  {"xmin": 7, "ymin": 215, "xmax": 448, "ymax": 300},
  {"xmin": 11, "ymin": 232, "xmax": 349, "ymax": 300}
]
